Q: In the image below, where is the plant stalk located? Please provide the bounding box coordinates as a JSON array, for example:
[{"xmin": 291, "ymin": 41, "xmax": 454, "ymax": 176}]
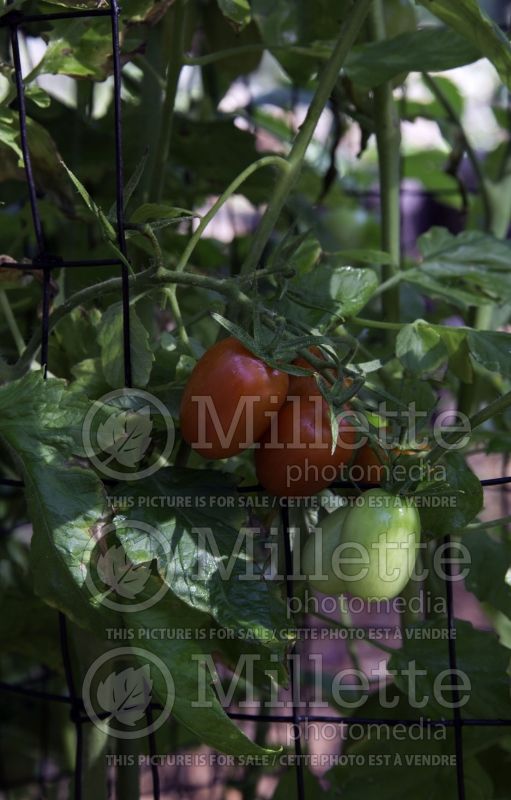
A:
[
  {"xmin": 0, "ymin": 290, "xmax": 25, "ymax": 355},
  {"xmin": 369, "ymin": 0, "xmax": 401, "ymax": 324},
  {"xmin": 116, "ymin": 739, "xmax": 139, "ymax": 800},
  {"xmin": 150, "ymin": 0, "xmax": 188, "ymax": 202},
  {"xmin": 239, "ymin": 0, "xmax": 374, "ymax": 278}
]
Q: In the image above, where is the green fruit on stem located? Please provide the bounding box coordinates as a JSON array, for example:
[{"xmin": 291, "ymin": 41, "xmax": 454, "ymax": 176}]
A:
[
  {"xmin": 302, "ymin": 489, "xmax": 421, "ymax": 600},
  {"xmin": 339, "ymin": 488, "xmax": 421, "ymax": 600},
  {"xmin": 301, "ymin": 505, "xmax": 351, "ymax": 595}
]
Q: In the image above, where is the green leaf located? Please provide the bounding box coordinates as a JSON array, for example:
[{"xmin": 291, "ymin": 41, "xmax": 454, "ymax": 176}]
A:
[
  {"xmin": 130, "ymin": 203, "xmax": 196, "ymax": 225},
  {"xmin": 111, "ymin": 469, "xmax": 291, "ymax": 655},
  {"xmin": 436, "ymin": 325, "xmax": 473, "ymax": 383},
  {"xmin": 0, "ymin": 541, "xmax": 61, "ymax": 670},
  {"xmin": 467, "ymin": 330, "xmax": 511, "ymax": 378},
  {"xmin": 169, "ymin": 115, "xmax": 271, "ymax": 205},
  {"xmin": 217, "ymin": 0, "xmax": 251, "ymax": 28},
  {"xmin": 326, "ymin": 248, "xmax": 392, "ymax": 265},
  {"xmin": 402, "ymin": 150, "xmax": 461, "ymax": 204},
  {"xmin": 108, "ymin": 150, "xmax": 149, "ymax": 222},
  {"xmin": 417, "ymin": 452, "xmax": 483, "ymax": 536},
  {"xmin": 396, "ymin": 320, "xmax": 448, "ymax": 377},
  {"xmin": 389, "ymin": 619, "xmax": 511, "ymax": 720},
  {"xmin": 98, "ymin": 303, "xmax": 154, "ymax": 389},
  {"xmin": 127, "ymin": 584, "xmax": 280, "ymax": 756},
  {"xmin": 25, "ymin": 84, "xmax": 51, "ymax": 109},
  {"xmin": 345, "ymin": 27, "xmax": 479, "ymax": 88},
  {"xmin": 412, "ymin": 227, "xmax": 511, "ymax": 308},
  {"xmin": 0, "ymin": 110, "xmax": 73, "ymax": 206},
  {"xmin": 464, "ymin": 531, "xmax": 511, "ymax": 620},
  {"xmin": 0, "ymin": 109, "xmax": 23, "ymax": 161},
  {"xmin": 0, "ymin": 373, "xmax": 116, "ymax": 632},
  {"xmin": 33, "ymin": 18, "xmax": 113, "ymax": 80},
  {"xmin": 61, "ymin": 159, "xmax": 116, "ymax": 241},
  {"xmin": 282, "ymin": 263, "xmax": 378, "ymax": 327},
  {"xmin": 417, "ymin": 0, "xmax": 511, "ymax": 91}
]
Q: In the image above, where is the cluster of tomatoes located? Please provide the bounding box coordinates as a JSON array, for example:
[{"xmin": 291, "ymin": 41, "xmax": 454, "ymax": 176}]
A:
[
  {"xmin": 180, "ymin": 336, "xmax": 362, "ymax": 497},
  {"xmin": 179, "ymin": 337, "xmax": 421, "ymax": 600}
]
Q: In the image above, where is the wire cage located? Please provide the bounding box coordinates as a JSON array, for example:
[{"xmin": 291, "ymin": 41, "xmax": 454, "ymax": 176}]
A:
[{"xmin": 2, "ymin": 3, "xmax": 511, "ymax": 799}]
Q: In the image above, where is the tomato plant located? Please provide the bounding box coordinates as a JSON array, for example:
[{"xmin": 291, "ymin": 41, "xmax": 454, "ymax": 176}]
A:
[{"xmin": 1, "ymin": 0, "xmax": 511, "ymax": 796}]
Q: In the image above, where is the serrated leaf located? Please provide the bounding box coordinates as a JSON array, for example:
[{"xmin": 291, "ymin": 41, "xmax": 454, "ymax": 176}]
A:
[
  {"xmin": 128, "ymin": 583, "xmax": 281, "ymax": 756},
  {"xmin": 417, "ymin": 452, "xmax": 483, "ymax": 536},
  {"xmin": 0, "ymin": 372, "xmax": 118, "ymax": 632},
  {"xmin": 281, "ymin": 264, "xmax": 378, "ymax": 328},
  {"xmin": 112, "ymin": 469, "xmax": 291, "ymax": 655},
  {"xmin": 396, "ymin": 320, "xmax": 448, "ymax": 377},
  {"xmin": 411, "ymin": 228, "xmax": 511, "ymax": 308}
]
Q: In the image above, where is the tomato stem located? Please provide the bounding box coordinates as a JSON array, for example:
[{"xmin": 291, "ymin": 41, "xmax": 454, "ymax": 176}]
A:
[
  {"xmin": 239, "ymin": 0, "xmax": 374, "ymax": 278},
  {"xmin": 0, "ymin": 290, "xmax": 25, "ymax": 356},
  {"xmin": 464, "ymin": 513, "xmax": 511, "ymax": 533},
  {"xmin": 175, "ymin": 156, "xmax": 289, "ymax": 273},
  {"xmin": 149, "ymin": 0, "xmax": 189, "ymax": 203},
  {"xmin": 369, "ymin": 0, "xmax": 401, "ymax": 326},
  {"xmin": 350, "ymin": 316, "xmax": 403, "ymax": 331}
]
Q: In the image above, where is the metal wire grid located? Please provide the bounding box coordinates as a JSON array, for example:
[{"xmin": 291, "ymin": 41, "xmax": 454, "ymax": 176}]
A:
[{"xmin": 1, "ymin": 4, "xmax": 511, "ymax": 799}]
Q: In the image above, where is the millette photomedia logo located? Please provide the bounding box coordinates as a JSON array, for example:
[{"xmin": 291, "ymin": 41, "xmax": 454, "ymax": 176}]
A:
[
  {"xmin": 82, "ymin": 647, "xmax": 175, "ymax": 740},
  {"xmin": 82, "ymin": 519, "xmax": 173, "ymax": 613},
  {"xmin": 82, "ymin": 388, "xmax": 175, "ymax": 480}
]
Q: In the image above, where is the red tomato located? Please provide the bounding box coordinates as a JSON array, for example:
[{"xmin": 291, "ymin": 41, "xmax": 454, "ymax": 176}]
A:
[
  {"xmin": 255, "ymin": 394, "xmax": 357, "ymax": 497},
  {"xmin": 180, "ymin": 337, "xmax": 289, "ymax": 459},
  {"xmin": 351, "ymin": 441, "xmax": 389, "ymax": 485}
]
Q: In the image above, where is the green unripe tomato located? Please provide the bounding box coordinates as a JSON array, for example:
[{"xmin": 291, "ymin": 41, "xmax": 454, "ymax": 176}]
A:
[
  {"xmin": 301, "ymin": 506, "xmax": 350, "ymax": 595},
  {"xmin": 339, "ymin": 489, "xmax": 421, "ymax": 600}
]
